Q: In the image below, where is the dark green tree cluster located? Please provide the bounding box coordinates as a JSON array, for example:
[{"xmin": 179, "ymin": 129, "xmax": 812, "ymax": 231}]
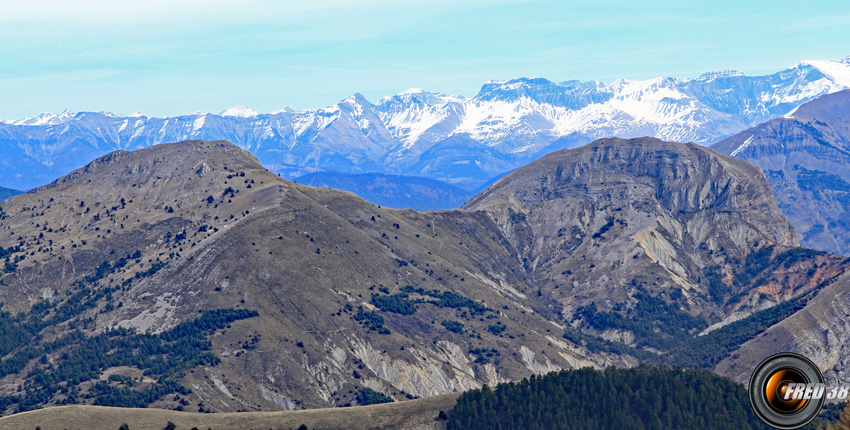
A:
[
  {"xmin": 447, "ymin": 365, "xmax": 769, "ymax": 430},
  {"xmin": 665, "ymin": 274, "xmax": 841, "ymax": 368},
  {"xmin": 468, "ymin": 348, "xmax": 499, "ymax": 364},
  {"xmin": 91, "ymin": 380, "xmax": 187, "ymax": 408},
  {"xmin": 441, "ymin": 320, "xmax": 464, "ymax": 334},
  {"xmin": 796, "ymin": 166, "xmax": 850, "ymax": 192},
  {"xmin": 1, "ymin": 243, "xmax": 23, "ymax": 273},
  {"xmin": 486, "ymin": 323, "xmax": 505, "ymax": 336},
  {"xmin": 733, "ymin": 245, "xmax": 776, "ymax": 287},
  {"xmin": 0, "ymin": 309, "xmax": 257, "ymax": 411},
  {"xmin": 370, "ymin": 293, "xmax": 418, "ymax": 315},
  {"xmin": 0, "ymin": 283, "xmax": 117, "ymax": 376},
  {"xmin": 353, "ymin": 308, "xmax": 390, "ymax": 334},
  {"xmin": 773, "ymin": 247, "xmax": 826, "ymax": 268},
  {"xmin": 591, "ymin": 216, "xmax": 616, "ymax": 239},
  {"xmin": 0, "ymin": 244, "xmax": 21, "ymax": 259},
  {"xmin": 400, "ymin": 286, "xmax": 490, "ymax": 315},
  {"xmin": 355, "ymin": 388, "xmax": 394, "ymax": 406},
  {"xmin": 83, "ymin": 250, "xmax": 143, "ymax": 284},
  {"xmin": 574, "ymin": 290, "xmax": 705, "ymax": 350}
]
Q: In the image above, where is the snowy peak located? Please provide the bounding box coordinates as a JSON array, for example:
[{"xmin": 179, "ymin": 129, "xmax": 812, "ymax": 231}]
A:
[
  {"xmin": 800, "ymin": 59, "xmax": 850, "ymax": 87},
  {"xmin": 697, "ymin": 70, "xmax": 745, "ymax": 81},
  {"xmin": 401, "ymin": 88, "xmax": 427, "ymax": 95},
  {"xmin": 339, "ymin": 93, "xmax": 374, "ymax": 109},
  {"xmin": 11, "ymin": 110, "xmax": 75, "ymax": 126},
  {"xmin": 378, "ymin": 88, "xmax": 463, "ymax": 107},
  {"xmin": 477, "ymin": 77, "xmax": 559, "ymax": 100},
  {"xmin": 2, "ymin": 56, "xmax": 850, "ymax": 191},
  {"xmin": 220, "ymin": 105, "xmax": 259, "ymax": 117},
  {"xmin": 270, "ymin": 106, "xmax": 296, "ymax": 114}
]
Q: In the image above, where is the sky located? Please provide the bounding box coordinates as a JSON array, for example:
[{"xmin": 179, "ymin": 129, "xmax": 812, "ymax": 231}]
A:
[{"xmin": 1, "ymin": 0, "xmax": 849, "ymax": 120}]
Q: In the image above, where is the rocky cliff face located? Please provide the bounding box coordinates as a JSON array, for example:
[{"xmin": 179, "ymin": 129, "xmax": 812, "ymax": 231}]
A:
[
  {"xmin": 464, "ymin": 138, "xmax": 809, "ymax": 344},
  {"xmin": 714, "ymin": 89, "xmax": 850, "ymax": 255}
]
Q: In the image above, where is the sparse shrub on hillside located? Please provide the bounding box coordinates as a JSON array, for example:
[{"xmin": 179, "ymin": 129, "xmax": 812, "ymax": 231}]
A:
[
  {"xmin": 592, "ymin": 216, "xmax": 616, "ymax": 239},
  {"xmin": 0, "ymin": 309, "xmax": 258, "ymax": 411},
  {"xmin": 353, "ymin": 308, "xmax": 390, "ymax": 334},
  {"xmin": 400, "ymin": 286, "xmax": 490, "ymax": 315},
  {"xmin": 486, "ymin": 323, "xmax": 506, "ymax": 336}
]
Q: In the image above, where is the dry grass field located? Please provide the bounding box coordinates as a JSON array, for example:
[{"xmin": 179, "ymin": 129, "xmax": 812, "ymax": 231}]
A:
[{"xmin": 0, "ymin": 392, "xmax": 460, "ymax": 430}]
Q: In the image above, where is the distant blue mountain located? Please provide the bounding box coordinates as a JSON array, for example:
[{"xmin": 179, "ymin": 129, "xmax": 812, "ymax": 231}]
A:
[
  {"xmin": 1, "ymin": 57, "xmax": 849, "ymax": 191},
  {"xmin": 0, "ymin": 186, "xmax": 21, "ymax": 202},
  {"xmin": 714, "ymin": 89, "xmax": 850, "ymax": 255},
  {"xmin": 295, "ymin": 172, "xmax": 473, "ymax": 210}
]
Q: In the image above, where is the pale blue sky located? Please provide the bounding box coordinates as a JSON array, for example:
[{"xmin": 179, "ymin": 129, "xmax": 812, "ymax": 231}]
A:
[{"xmin": 1, "ymin": 0, "xmax": 849, "ymax": 120}]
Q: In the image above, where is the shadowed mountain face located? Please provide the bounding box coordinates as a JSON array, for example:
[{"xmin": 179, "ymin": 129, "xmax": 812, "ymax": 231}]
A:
[
  {"xmin": 294, "ymin": 171, "xmax": 473, "ymax": 210},
  {"xmin": 0, "ymin": 139, "xmax": 838, "ymax": 414},
  {"xmin": 714, "ymin": 89, "xmax": 850, "ymax": 255},
  {"xmin": 0, "ymin": 186, "xmax": 19, "ymax": 202}
]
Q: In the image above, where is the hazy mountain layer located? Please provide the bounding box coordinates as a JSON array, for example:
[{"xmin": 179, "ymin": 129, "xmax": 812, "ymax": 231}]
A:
[
  {"xmin": 1, "ymin": 58, "xmax": 849, "ymax": 191},
  {"xmin": 714, "ymin": 89, "xmax": 850, "ymax": 255},
  {"xmin": 0, "ymin": 186, "xmax": 19, "ymax": 202},
  {"xmin": 295, "ymin": 172, "xmax": 473, "ymax": 210}
]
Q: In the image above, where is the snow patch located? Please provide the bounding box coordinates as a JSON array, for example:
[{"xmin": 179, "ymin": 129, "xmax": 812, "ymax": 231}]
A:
[
  {"xmin": 730, "ymin": 135, "xmax": 755, "ymax": 158},
  {"xmin": 802, "ymin": 59, "xmax": 850, "ymax": 87},
  {"xmin": 221, "ymin": 105, "xmax": 259, "ymax": 117},
  {"xmin": 192, "ymin": 115, "xmax": 207, "ymax": 132},
  {"xmin": 13, "ymin": 110, "xmax": 75, "ymax": 126}
]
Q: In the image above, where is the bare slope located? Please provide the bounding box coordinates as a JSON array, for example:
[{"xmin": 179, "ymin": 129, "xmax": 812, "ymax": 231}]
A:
[
  {"xmin": 0, "ymin": 140, "xmax": 626, "ymax": 415},
  {"xmin": 0, "ymin": 138, "xmax": 836, "ymax": 418},
  {"xmin": 0, "ymin": 392, "xmax": 460, "ymax": 430}
]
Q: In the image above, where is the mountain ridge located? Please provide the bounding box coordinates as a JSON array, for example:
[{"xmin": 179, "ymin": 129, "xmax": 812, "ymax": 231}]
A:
[
  {"xmin": 0, "ymin": 138, "xmax": 843, "ymax": 416},
  {"xmin": 1, "ymin": 57, "xmax": 849, "ymax": 191},
  {"xmin": 713, "ymin": 89, "xmax": 850, "ymax": 255},
  {"xmin": 294, "ymin": 171, "xmax": 473, "ymax": 210}
]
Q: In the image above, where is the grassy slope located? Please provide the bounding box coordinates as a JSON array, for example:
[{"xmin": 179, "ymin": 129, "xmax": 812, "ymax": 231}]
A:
[{"xmin": 0, "ymin": 392, "xmax": 460, "ymax": 430}]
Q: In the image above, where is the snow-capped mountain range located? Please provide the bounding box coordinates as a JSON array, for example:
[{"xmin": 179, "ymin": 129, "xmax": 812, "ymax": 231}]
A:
[{"xmin": 2, "ymin": 57, "xmax": 849, "ymax": 191}]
